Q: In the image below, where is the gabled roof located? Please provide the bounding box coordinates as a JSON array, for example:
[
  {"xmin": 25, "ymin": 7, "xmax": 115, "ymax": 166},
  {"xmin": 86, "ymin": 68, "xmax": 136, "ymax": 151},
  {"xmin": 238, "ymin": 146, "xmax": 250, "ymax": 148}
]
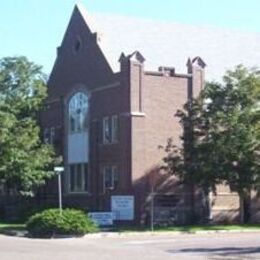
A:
[
  {"xmin": 76, "ymin": 4, "xmax": 260, "ymax": 81},
  {"xmin": 192, "ymin": 57, "xmax": 207, "ymax": 68}
]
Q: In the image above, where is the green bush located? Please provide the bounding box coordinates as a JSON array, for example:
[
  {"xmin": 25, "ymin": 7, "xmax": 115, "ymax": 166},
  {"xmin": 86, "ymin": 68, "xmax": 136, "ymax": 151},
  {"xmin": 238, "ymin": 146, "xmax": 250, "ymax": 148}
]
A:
[{"xmin": 26, "ymin": 208, "xmax": 98, "ymax": 237}]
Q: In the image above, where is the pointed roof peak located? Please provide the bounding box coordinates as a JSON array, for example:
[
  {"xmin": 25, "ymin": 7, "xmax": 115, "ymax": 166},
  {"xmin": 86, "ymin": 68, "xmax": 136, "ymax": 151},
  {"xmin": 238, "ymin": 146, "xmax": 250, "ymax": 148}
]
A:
[
  {"xmin": 187, "ymin": 56, "xmax": 206, "ymax": 70},
  {"xmin": 74, "ymin": 2, "xmax": 96, "ymax": 33},
  {"xmin": 75, "ymin": 1, "xmax": 84, "ymax": 10},
  {"xmin": 61, "ymin": 3, "xmax": 114, "ymax": 72},
  {"xmin": 192, "ymin": 56, "xmax": 206, "ymax": 68},
  {"xmin": 186, "ymin": 57, "xmax": 192, "ymax": 67},
  {"xmin": 118, "ymin": 52, "xmax": 126, "ymax": 63},
  {"xmin": 118, "ymin": 51, "xmax": 145, "ymax": 64},
  {"xmin": 128, "ymin": 51, "xmax": 145, "ymax": 64}
]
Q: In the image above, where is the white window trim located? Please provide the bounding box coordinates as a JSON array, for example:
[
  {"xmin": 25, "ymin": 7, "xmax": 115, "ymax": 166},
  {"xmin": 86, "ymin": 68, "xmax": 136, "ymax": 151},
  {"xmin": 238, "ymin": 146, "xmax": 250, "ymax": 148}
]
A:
[
  {"xmin": 50, "ymin": 127, "xmax": 55, "ymax": 144},
  {"xmin": 102, "ymin": 115, "xmax": 119, "ymax": 145},
  {"xmin": 43, "ymin": 128, "xmax": 50, "ymax": 144},
  {"xmin": 103, "ymin": 165, "xmax": 118, "ymax": 193},
  {"xmin": 68, "ymin": 163, "xmax": 89, "ymax": 194},
  {"xmin": 111, "ymin": 115, "xmax": 118, "ymax": 143},
  {"xmin": 103, "ymin": 166, "xmax": 110, "ymax": 192},
  {"xmin": 103, "ymin": 117, "xmax": 110, "ymax": 144}
]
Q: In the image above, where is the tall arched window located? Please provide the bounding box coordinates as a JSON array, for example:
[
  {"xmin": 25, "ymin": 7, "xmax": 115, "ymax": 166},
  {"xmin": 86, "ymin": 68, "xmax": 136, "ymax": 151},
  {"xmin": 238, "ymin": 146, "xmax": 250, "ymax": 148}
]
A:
[
  {"xmin": 68, "ymin": 91, "xmax": 89, "ymax": 193},
  {"xmin": 68, "ymin": 92, "xmax": 88, "ymax": 133}
]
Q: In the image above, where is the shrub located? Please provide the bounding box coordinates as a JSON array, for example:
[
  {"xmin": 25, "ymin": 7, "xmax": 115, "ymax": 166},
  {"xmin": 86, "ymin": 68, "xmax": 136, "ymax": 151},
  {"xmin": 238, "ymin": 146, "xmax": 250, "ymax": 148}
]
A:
[{"xmin": 26, "ymin": 208, "xmax": 98, "ymax": 237}]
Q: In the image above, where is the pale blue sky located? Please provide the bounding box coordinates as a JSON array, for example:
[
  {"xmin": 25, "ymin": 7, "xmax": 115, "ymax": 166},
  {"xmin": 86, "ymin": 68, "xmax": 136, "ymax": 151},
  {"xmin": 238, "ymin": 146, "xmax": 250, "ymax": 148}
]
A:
[{"xmin": 0, "ymin": 0, "xmax": 259, "ymax": 74}]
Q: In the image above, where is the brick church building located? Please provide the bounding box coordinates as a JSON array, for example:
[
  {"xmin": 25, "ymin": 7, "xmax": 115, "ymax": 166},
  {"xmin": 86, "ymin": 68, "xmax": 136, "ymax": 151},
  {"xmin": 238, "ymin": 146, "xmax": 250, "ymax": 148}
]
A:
[{"xmin": 38, "ymin": 4, "xmax": 259, "ymax": 225}]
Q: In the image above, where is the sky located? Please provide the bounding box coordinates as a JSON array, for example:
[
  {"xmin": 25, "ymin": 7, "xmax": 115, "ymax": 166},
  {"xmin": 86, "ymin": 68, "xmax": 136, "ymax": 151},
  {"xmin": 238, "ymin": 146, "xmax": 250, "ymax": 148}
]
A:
[{"xmin": 0, "ymin": 0, "xmax": 259, "ymax": 74}]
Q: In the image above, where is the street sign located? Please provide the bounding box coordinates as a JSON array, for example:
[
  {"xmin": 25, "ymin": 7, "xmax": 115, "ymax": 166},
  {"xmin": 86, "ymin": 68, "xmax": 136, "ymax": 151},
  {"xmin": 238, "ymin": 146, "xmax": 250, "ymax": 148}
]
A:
[{"xmin": 54, "ymin": 166, "xmax": 64, "ymax": 172}]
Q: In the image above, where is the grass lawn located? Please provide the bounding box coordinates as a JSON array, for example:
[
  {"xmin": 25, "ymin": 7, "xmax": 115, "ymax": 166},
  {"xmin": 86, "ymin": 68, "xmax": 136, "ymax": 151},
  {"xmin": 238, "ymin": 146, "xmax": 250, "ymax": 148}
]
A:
[
  {"xmin": 1, "ymin": 222, "xmax": 260, "ymax": 235},
  {"xmin": 118, "ymin": 224, "xmax": 260, "ymax": 233},
  {"xmin": 0, "ymin": 223, "xmax": 26, "ymax": 233}
]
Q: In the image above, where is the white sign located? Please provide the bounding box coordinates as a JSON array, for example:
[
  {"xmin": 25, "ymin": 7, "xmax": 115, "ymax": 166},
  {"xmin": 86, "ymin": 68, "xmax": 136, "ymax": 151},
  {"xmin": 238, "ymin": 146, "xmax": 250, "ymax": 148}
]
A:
[
  {"xmin": 88, "ymin": 212, "xmax": 114, "ymax": 226},
  {"xmin": 54, "ymin": 166, "xmax": 64, "ymax": 172},
  {"xmin": 111, "ymin": 195, "xmax": 134, "ymax": 220}
]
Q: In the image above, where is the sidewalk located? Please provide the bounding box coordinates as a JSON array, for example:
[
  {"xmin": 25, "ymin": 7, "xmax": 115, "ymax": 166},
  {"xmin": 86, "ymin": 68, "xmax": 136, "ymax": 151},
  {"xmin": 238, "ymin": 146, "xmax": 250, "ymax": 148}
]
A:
[
  {"xmin": 84, "ymin": 228, "xmax": 260, "ymax": 239},
  {"xmin": 2, "ymin": 226, "xmax": 260, "ymax": 238}
]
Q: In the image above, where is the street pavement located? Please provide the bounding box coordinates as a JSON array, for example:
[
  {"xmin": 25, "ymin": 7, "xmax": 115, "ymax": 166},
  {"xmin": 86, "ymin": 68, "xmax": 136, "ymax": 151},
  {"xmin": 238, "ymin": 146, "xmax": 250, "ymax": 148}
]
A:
[{"xmin": 0, "ymin": 232, "xmax": 260, "ymax": 259}]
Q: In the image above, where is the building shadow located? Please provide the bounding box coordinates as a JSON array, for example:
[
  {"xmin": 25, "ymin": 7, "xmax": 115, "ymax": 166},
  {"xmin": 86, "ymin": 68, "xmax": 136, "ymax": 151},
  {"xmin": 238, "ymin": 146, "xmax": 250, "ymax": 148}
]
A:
[
  {"xmin": 132, "ymin": 165, "xmax": 200, "ymax": 226},
  {"xmin": 167, "ymin": 246, "xmax": 260, "ymax": 256},
  {"xmin": 210, "ymin": 209, "xmax": 240, "ymax": 224},
  {"xmin": 249, "ymin": 191, "xmax": 260, "ymax": 224}
]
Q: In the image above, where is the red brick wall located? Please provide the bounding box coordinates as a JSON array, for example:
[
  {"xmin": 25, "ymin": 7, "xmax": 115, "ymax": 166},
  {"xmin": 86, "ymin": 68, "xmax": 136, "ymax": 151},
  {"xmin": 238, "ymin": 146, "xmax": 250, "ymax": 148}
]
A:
[
  {"xmin": 123, "ymin": 58, "xmax": 196, "ymax": 223},
  {"xmin": 126, "ymin": 60, "xmax": 190, "ymax": 186},
  {"xmin": 39, "ymin": 5, "xmax": 246, "ymax": 224},
  {"xmin": 39, "ymin": 6, "xmax": 122, "ymax": 209}
]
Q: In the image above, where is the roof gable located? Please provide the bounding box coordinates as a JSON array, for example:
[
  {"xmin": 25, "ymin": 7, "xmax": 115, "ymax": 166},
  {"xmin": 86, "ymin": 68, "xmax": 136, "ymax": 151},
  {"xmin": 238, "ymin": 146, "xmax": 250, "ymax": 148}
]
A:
[
  {"xmin": 50, "ymin": 4, "xmax": 260, "ymax": 82},
  {"xmin": 79, "ymin": 9, "xmax": 260, "ymax": 81},
  {"xmin": 48, "ymin": 4, "xmax": 115, "ymax": 95}
]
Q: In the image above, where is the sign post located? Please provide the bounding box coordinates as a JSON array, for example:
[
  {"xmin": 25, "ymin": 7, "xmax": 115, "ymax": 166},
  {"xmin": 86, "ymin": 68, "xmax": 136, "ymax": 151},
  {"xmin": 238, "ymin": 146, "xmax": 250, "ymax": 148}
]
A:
[
  {"xmin": 54, "ymin": 166, "xmax": 64, "ymax": 216},
  {"xmin": 151, "ymin": 185, "xmax": 154, "ymax": 232},
  {"xmin": 149, "ymin": 169, "xmax": 158, "ymax": 232}
]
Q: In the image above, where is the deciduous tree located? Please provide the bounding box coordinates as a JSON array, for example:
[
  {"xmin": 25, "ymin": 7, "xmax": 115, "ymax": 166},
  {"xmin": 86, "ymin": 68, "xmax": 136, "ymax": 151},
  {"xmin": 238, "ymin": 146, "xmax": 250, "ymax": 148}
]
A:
[
  {"xmin": 163, "ymin": 65, "xmax": 260, "ymax": 223},
  {"xmin": 0, "ymin": 56, "xmax": 55, "ymax": 196}
]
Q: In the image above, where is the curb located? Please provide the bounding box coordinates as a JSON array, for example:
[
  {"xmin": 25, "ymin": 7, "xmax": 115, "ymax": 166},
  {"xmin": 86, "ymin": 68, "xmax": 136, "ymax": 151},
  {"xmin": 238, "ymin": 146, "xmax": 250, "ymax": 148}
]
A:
[
  {"xmin": 2, "ymin": 229, "xmax": 260, "ymax": 239},
  {"xmin": 84, "ymin": 229, "xmax": 260, "ymax": 239},
  {"xmin": 0, "ymin": 229, "xmax": 28, "ymax": 237}
]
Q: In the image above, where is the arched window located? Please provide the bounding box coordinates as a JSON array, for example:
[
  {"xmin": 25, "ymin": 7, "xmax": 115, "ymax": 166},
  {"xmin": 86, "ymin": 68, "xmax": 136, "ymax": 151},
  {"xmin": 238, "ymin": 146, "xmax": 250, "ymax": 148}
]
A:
[{"xmin": 68, "ymin": 92, "xmax": 88, "ymax": 133}]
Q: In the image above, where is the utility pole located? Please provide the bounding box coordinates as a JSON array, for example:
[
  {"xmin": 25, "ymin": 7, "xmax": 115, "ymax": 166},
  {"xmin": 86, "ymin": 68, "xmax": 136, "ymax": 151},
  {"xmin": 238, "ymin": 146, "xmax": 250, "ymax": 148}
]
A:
[{"xmin": 149, "ymin": 169, "xmax": 158, "ymax": 232}]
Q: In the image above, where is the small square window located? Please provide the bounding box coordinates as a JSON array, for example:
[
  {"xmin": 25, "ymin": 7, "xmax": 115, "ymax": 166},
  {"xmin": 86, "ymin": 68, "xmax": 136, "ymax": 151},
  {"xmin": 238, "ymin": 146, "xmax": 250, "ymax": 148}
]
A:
[
  {"xmin": 69, "ymin": 163, "xmax": 88, "ymax": 193},
  {"xmin": 50, "ymin": 127, "xmax": 55, "ymax": 144},
  {"xmin": 111, "ymin": 115, "xmax": 119, "ymax": 143},
  {"xmin": 43, "ymin": 128, "xmax": 50, "ymax": 144},
  {"xmin": 102, "ymin": 115, "xmax": 119, "ymax": 144},
  {"xmin": 103, "ymin": 165, "xmax": 119, "ymax": 192},
  {"xmin": 103, "ymin": 117, "xmax": 111, "ymax": 144}
]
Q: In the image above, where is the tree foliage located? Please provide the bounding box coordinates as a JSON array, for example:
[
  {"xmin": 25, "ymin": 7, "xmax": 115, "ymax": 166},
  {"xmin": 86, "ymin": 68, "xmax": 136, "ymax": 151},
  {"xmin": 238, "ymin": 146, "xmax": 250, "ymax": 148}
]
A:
[
  {"xmin": 0, "ymin": 56, "xmax": 55, "ymax": 195},
  {"xmin": 163, "ymin": 65, "xmax": 260, "ymax": 219}
]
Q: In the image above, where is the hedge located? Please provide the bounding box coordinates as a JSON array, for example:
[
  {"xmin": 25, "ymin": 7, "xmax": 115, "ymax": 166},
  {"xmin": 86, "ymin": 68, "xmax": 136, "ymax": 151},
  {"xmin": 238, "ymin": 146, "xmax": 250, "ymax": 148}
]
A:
[{"xmin": 26, "ymin": 208, "xmax": 98, "ymax": 237}]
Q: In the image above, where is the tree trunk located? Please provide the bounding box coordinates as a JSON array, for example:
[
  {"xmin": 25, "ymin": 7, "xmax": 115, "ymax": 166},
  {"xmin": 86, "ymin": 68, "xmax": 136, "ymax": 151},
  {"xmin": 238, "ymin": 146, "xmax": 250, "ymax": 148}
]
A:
[
  {"xmin": 244, "ymin": 195, "xmax": 251, "ymax": 223},
  {"xmin": 239, "ymin": 194, "xmax": 245, "ymax": 224},
  {"xmin": 239, "ymin": 192, "xmax": 251, "ymax": 224},
  {"xmin": 206, "ymin": 190, "xmax": 213, "ymax": 223},
  {"xmin": 190, "ymin": 182, "xmax": 196, "ymax": 224}
]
